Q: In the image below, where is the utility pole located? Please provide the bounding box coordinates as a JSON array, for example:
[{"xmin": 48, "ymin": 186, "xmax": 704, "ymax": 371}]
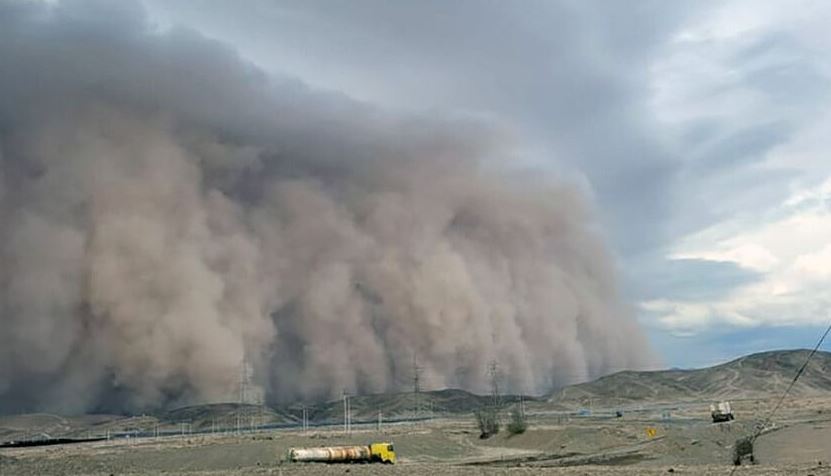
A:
[
  {"xmin": 488, "ymin": 360, "xmax": 501, "ymax": 408},
  {"xmin": 342, "ymin": 390, "xmax": 350, "ymax": 435},
  {"xmin": 412, "ymin": 354, "xmax": 423, "ymax": 422},
  {"xmin": 238, "ymin": 356, "xmax": 248, "ymax": 434},
  {"xmin": 519, "ymin": 393, "xmax": 525, "ymax": 418},
  {"xmin": 240, "ymin": 356, "xmax": 248, "ymax": 404},
  {"xmin": 302, "ymin": 405, "xmax": 308, "ymax": 434},
  {"xmin": 258, "ymin": 398, "xmax": 263, "ymax": 432}
]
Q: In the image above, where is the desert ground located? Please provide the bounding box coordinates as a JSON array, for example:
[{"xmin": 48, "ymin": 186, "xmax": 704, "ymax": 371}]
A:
[{"xmin": 3, "ymin": 396, "xmax": 831, "ymax": 475}]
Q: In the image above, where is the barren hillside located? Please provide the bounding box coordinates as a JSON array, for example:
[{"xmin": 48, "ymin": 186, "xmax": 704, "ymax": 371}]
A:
[{"xmin": 551, "ymin": 349, "xmax": 831, "ymax": 406}]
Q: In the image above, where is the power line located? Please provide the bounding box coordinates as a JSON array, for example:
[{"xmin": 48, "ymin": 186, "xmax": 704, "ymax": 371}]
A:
[
  {"xmin": 729, "ymin": 318, "xmax": 831, "ymax": 473},
  {"xmin": 756, "ymin": 324, "xmax": 831, "ymax": 437}
]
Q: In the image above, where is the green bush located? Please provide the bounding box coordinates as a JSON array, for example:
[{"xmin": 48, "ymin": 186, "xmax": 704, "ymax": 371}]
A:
[{"xmin": 507, "ymin": 406, "xmax": 527, "ymax": 435}]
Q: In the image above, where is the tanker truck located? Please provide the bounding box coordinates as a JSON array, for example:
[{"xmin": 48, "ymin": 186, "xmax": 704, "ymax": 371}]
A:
[{"xmin": 287, "ymin": 442, "xmax": 396, "ymax": 464}]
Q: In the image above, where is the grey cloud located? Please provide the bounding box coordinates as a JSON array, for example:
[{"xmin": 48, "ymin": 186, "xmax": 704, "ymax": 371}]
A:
[
  {"xmin": 691, "ymin": 122, "xmax": 791, "ymax": 174},
  {"xmin": 143, "ymin": 1, "xmax": 831, "ymax": 305},
  {"xmin": 628, "ymin": 258, "xmax": 763, "ymax": 302},
  {"xmin": 667, "ymin": 25, "xmax": 831, "ymax": 236},
  {"xmin": 142, "ymin": 0, "xmax": 700, "ymax": 256}
]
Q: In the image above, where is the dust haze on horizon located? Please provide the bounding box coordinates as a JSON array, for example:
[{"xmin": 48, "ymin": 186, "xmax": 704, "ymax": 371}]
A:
[{"xmin": 0, "ymin": 0, "xmax": 651, "ymax": 414}]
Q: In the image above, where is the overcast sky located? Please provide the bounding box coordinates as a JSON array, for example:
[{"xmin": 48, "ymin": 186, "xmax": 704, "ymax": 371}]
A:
[{"xmin": 140, "ymin": 0, "xmax": 831, "ymax": 368}]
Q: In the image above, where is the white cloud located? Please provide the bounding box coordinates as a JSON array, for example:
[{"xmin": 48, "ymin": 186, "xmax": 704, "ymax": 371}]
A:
[
  {"xmin": 647, "ymin": 178, "xmax": 831, "ymax": 333},
  {"xmin": 793, "ymin": 243, "xmax": 831, "ymax": 280},
  {"xmin": 641, "ymin": 299, "xmax": 759, "ymax": 336},
  {"xmin": 672, "ymin": 243, "xmax": 778, "ymax": 272}
]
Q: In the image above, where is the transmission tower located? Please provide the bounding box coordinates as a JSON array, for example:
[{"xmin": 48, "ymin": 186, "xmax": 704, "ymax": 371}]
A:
[
  {"xmin": 487, "ymin": 360, "xmax": 501, "ymax": 408},
  {"xmin": 237, "ymin": 357, "xmax": 248, "ymax": 434},
  {"xmin": 342, "ymin": 390, "xmax": 352, "ymax": 434},
  {"xmin": 412, "ymin": 354, "xmax": 424, "ymax": 421},
  {"xmin": 241, "ymin": 358, "xmax": 250, "ymax": 401}
]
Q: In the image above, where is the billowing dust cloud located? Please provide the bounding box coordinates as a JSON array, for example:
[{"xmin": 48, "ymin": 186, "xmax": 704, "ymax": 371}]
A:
[{"xmin": 0, "ymin": 1, "xmax": 651, "ymax": 413}]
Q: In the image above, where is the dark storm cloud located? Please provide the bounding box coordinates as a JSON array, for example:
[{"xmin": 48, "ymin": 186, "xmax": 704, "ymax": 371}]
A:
[
  {"xmin": 143, "ymin": 1, "xmax": 831, "ymax": 276},
  {"xmin": 142, "ymin": 0, "xmax": 700, "ymax": 256},
  {"xmin": 139, "ymin": 0, "xmax": 831, "ymax": 376}
]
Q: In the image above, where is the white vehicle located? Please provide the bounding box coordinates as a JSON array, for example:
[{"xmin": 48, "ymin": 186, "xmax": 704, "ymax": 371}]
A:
[{"xmin": 710, "ymin": 401, "xmax": 734, "ymax": 423}]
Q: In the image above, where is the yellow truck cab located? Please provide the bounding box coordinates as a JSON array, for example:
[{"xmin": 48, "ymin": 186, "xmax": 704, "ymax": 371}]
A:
[{"xmin": 369, "ymin": 442, "xmax": 396, "ymax": 464}]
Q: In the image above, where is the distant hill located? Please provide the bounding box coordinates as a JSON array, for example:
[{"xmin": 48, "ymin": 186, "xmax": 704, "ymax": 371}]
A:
[
  {"xmin": 6, "ymin": 349, "xmax": 830, "ymax": 441},
  {"xmin": 152, "ymin": 389, "xmax": 518, "ymax": 428},
  {"xmin": 132, "ymin": 350, "xmax": 831, "ymax": 425},
  {"xmin": 160, "ymin": 403, "xmax": 295, "ymax": 429},
  {"xmin": 279, "ymin": 388, "xmax": 535, "ymax": 423},
  {"xmin": 152, "ymin": 350, "xmax": 831, "ymax": 425},
  {"xmin": 551, "ymin": 349, "xmax": 831, "ymax": 406}
]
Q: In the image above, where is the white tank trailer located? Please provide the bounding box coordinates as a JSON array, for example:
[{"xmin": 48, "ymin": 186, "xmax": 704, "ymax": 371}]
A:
[
  {"xmin": 287, "ymin": 443, "xmax": 396, "ymax": 464},
  {"xmin": 289, "ymin": 445, "xmax": 370, "ymax": 462}
]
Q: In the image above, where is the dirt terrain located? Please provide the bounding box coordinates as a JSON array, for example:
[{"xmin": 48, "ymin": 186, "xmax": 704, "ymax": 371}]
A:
[
  {"xmin": 4, "ymin": 350, "xmax": 831, "ymax": 475},
  {"xmin": 4, "ymin": 397, "xmax": 831, "ymax": 475}
]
